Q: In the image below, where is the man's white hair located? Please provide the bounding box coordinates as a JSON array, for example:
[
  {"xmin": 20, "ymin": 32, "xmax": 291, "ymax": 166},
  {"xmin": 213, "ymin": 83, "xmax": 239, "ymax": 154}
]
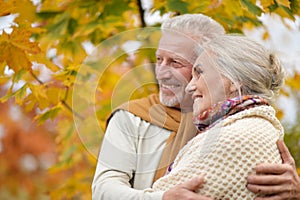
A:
[{"xmin": 161, "ymin": 14, "xmax": 225, "ymax": 44}]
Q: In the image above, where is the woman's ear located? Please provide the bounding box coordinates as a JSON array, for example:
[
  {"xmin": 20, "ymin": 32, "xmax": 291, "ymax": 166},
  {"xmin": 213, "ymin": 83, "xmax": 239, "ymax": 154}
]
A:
[{"xmin": 230, "ymin": 82, "xmax": 239, "ymax": 95}]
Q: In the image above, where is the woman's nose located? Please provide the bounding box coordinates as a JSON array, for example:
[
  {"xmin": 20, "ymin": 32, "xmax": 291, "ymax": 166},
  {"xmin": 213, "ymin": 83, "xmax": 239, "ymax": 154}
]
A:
[{"xmin": 185, "ymin": 80, "xmax": 196, "ymax": 94}]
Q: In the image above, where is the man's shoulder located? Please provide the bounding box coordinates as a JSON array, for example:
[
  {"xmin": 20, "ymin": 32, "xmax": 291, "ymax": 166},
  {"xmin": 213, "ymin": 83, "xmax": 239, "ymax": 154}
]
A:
[{"xmin": 111, "ymin": 109, "xmax": 140, "ymax": 120}]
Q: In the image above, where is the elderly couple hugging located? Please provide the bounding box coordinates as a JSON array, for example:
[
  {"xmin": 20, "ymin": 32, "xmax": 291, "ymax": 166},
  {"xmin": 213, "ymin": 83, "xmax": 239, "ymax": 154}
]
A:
[{"xmin": 93, "ymin": 14, "xmax": 300, "ymax": 199}]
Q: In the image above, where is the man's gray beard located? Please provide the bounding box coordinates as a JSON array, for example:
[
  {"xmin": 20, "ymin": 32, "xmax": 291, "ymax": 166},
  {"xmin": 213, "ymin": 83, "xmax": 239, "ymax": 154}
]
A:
[{"xmin": 159, "ymin": 91, "xmax": 184, "ymax": 108}]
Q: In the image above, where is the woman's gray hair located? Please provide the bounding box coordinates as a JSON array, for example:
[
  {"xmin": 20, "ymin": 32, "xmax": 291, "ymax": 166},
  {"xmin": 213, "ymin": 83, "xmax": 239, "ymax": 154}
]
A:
[
  {"xmin": 161, "ymin": 14, "xmax": 225, "ymax": 44},
  {"xmin": 200, "ymin": 34, "xmax": 285, "ymax": 102}
]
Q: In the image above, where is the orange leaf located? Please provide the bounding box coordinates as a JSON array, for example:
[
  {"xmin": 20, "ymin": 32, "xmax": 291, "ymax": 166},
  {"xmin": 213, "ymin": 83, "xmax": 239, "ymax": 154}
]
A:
[
  {"xmin": 6, "ymin": 43, "xmax": 32, "ymax": 73},
  {"xmin": 9, "ymin": 28, "xmax": 41, "ymax": 54},
  {"xmin": 262, "ymin": 31, "xmax": 270, "ymax": 40},
  {"xmin": 0, "ymin": 1, "xmax": 15, "ymax": 16}
]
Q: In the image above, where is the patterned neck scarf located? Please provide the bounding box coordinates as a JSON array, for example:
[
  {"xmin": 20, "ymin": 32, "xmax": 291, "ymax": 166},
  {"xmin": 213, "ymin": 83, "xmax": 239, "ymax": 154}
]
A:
[{"xmin": 193, "ymin": 95, "xmax": 270, "ymax": 133}]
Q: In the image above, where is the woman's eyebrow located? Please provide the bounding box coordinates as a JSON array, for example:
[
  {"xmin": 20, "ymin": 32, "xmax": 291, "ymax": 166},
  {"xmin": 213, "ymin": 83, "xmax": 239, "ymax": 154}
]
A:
[{"xmin": 193, "ymin": 64, "xmax": 203, "ymax": 70}]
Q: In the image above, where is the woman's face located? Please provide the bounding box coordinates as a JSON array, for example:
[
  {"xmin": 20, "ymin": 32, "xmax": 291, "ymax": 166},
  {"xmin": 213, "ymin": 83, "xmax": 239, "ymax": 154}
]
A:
[{"xmin": 185, "ymin": 51, "xmax": 234, "ymax": 117}]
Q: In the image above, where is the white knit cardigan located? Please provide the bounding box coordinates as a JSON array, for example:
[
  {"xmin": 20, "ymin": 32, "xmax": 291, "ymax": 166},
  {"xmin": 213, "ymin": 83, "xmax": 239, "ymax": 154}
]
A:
[{"xmin": 153, "ymin": 105, "xmax": 284, "ymax": 199}]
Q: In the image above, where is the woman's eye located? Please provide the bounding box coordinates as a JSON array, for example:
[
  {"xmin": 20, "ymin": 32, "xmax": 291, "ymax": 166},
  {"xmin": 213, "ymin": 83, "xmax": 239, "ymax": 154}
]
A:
[
  {"xmin": 197, "ymin": 69, "xmax": 203, "ymax": 74},
  {"xmin": 193, "ymin": 68, "xmax": 203, "ymax": 77}
]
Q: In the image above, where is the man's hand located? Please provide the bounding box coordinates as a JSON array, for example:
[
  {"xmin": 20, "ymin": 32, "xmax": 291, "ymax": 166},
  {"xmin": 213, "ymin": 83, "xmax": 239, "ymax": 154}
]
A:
[
  {"xmin": 247, "ymin": 139, "xmax": 300, "ymax": 200},
  {"xmin": 162, "ymin": 175, "xmax": 213, "ymax": 200}
]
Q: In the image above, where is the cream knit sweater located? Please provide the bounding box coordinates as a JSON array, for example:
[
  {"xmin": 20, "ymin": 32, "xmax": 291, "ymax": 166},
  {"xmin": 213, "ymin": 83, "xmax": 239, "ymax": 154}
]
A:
[{"xmin": 153, "ymin": 105, "xmax": 284, "ymax": 199}]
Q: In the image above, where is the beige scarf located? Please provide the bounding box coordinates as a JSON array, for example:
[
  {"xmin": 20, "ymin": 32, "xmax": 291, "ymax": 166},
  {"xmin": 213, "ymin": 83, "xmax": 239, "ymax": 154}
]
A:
[{"xmin": 107, "ymin": 93, "xmax": 197, "ymax": 184}]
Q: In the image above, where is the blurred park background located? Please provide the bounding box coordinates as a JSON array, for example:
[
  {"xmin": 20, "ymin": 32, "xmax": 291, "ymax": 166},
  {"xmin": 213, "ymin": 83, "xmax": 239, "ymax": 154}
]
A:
[{"xmin": 0, "ymin": 0, "xmax": 299, "ymax": 199}]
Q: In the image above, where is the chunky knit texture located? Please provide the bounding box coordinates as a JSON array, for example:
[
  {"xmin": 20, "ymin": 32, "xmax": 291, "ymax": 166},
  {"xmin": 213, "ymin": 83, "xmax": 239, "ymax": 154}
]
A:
[{"xmin": 153, "ymin": 105, "xmax": 284, "ymax": 199}]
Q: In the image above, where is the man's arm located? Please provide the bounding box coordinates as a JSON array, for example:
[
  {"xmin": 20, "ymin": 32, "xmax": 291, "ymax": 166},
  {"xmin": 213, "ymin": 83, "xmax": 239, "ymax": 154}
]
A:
[
  {"xmin": 247, "ymin": 139, "xmax": 300, "ymax": 200},
  {"xmin": 92, "ymin": 110, "xmax": 164, "ymax": 199}
]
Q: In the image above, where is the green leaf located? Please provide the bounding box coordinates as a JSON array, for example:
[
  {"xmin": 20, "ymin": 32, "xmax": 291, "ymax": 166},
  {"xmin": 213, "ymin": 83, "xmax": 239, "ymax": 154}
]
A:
[
  {"xmin": 290, "ymin": 0, "xmax": 300, "ymax": 15},
  {"xmin": 48, "ymin": 12, "xmax": 69, "ymax": 35},
  {"xmin": 67, "ymin": 18, "xmax": 78, "ymax": 35},
  {"xmin": 0, "ymin": 83, "xmax": 27, "ymax": 104},
  {"xmin": 0, "ymin": 87, "xmax": 13, "ymax": 103},
  {"xmin": 36, "ymin": 11, "xmax": 63, "ymax": 19},
  {"xmin": 236, "ymin": 16, "xmax": 263, "ymax": 26},
  {"xmin": 15, "ymin": 84, "xmax": 28, "ymax": 105},
  {"xmin": 240, "ymin": 0, "xmax": 263, "ymax": 15},
  {"xmin": 13, "ymin": 68, "xmax": 27, "ymax": 82},
  {"xmin": 276, "ymin": 0, "xmax": 290, "ymax": 8},
  {"xmin": 35, "ymin": 104, "xmax": 62, "ymax": 124},
  {"xmin": 103, "ymin": 0, "xmax": 131, "ymax": 16},
  {"xmin": 167, "ymin": 0, "xmax": 189, "ymax": 14},
  {"xmin": 275, "ymin": 5, "xmax": 295, "ymax": 19},
  {"xmin": 260, "ymin": 0, "xmax": 276, "ymax": 11}
]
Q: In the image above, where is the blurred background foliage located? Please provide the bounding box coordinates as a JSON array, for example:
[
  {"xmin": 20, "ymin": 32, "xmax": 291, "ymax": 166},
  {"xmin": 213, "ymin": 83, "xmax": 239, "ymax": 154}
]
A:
[{"xmin": 0, "ymin": 0, "xmax": 299, "ymax": 199}]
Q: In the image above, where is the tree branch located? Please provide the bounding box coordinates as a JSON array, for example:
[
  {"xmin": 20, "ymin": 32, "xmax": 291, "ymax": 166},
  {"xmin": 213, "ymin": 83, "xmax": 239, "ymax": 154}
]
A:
[
  {"xmin": 137, "ymin": 0, "xmax": 146, "ymax": 27},
  {"xmin": 61, "ymin": 86, "xmax": 85, "ymax": 120},
  {"xmin": 30, "ymin": 71, "xmax": 44, "ymax": 85},
  {"xmin": 30, "ymin": 71, "xmax": 84, "ymax": 120}
]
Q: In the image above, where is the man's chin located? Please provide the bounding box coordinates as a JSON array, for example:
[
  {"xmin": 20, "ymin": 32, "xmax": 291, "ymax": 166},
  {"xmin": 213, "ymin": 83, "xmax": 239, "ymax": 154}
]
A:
[{"xmin": 159, "ymin": 95, "xmax": 180, "ymax": 108}]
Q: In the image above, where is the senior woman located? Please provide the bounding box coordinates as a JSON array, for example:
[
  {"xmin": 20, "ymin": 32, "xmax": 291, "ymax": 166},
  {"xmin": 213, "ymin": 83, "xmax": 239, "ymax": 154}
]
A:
[{"xmin": 152, "ymin": 34, "xmax": 287, "ymax": 199}]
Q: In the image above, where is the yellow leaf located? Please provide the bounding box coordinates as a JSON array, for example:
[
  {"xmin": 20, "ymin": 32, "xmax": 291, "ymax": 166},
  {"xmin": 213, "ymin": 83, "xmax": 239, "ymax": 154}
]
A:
[
  {"xmin": 280, "ymin": 88, "xmax": 289, "ymax": 97},
  {"xmin": 222, "ymin": 0, "xmax": 244, "ymax": 16},
  {"xmin": 14, "ymin": 0, "xmax": 37, "ymax": 22},
  {"xmin": 275, "ymin": 109, "xmax": 284, "ymax": 120},
  {"xmin": 0, "ymin": 76, "xmax": 10, "ymax": 85},
  {"xmin": 6, "ymin": 43, "xmax": 32, "ymax": 73},
  {"xmin": 0, "ymin": 28, "xmax": 43, "ymax": 73},
  {"xmin": 274, "ymin": 7, "xmax": 294, "ymax": 20},
  {"xmin": 9, "ymin": 28, "xmax": 41, "ymax": 54},
  {"xmin": 28, "ymin": 83, "xmax": 49, "ymax": 109},
  {"xmin": 243, "ymin": 21, "xmax": 256, "ymax": 30},
  {"xmin": 285, "ymin": 72, "xmax": 300, "ymax": 90},
  {"xmin": 0, "ymin": 61, "xmax": 6, "ymax": 75},
  {"xmin": 46, "ymin": 86, "xmax": 64, "ymax": 105},
  {"xmin": 276, "ymin": 0, "xmax": 290, "ymax": 8},
  {"xmin": 0, "ymin": 42, "xmax": 8, "ymax": 63},
  {"xmin": 23, "ymin": 94, "xmax": 36, "ymax": 112},
  {"xmin": 28, "ymin": 54, "xmax": 61, "ymax": 72},
  {"xmin": 260, "ymin": 0, "xmax": 275, "ymax": 11},
  {"xmin": 0, "ymin": 1, "xmax": 15, "ymax": 16},
  {"xmin": 262, "ymin": 31, "xmax": 270, "ymax": 40},
  {"xmin": 38, "ymin": 0, "xmax": 65, "ymax": 12}
]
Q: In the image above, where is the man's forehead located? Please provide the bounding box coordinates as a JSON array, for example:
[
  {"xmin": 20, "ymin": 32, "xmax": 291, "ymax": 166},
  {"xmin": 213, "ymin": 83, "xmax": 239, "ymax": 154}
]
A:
[
  {"xmin": 157, "ymin": 31, "xmax": 198, "ymax": 62},
  {"xmin": 159, "ymin": 31, "xmax": 197, "ymax": 47}
]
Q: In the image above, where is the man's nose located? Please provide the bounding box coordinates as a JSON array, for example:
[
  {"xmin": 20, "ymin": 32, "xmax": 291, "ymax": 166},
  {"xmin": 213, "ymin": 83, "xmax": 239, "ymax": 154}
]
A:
[{"xmin": 156, "ymin": 63, "xmax": 172, "ymax": 79}]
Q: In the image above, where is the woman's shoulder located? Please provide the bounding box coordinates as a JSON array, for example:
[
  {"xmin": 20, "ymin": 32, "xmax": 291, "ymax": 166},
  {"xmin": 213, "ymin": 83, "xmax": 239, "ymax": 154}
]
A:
[
  {"xmin": 222, "ymin": 105, "xmax": 279, "ymax": 126},
  {"xmin": 220, "ymin": 105, "xmax": 284, "ymax": 138}
]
